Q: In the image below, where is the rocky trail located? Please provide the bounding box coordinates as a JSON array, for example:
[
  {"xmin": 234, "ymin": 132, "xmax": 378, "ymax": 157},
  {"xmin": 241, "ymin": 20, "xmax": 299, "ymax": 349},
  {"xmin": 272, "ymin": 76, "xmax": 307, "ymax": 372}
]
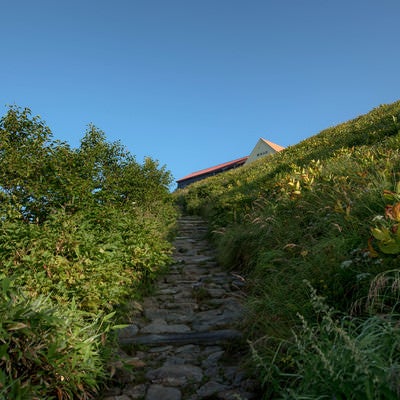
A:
[{"xmin": 101, "ymin": 216, "xmax": 260, "ymax": 400}]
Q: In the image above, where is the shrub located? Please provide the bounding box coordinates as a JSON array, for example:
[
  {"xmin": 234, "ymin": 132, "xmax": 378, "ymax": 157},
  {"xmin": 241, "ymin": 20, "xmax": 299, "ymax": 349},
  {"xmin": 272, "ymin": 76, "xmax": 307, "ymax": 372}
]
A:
[
  {"xmin": 0, "ymin": 278, "xmax": 114, "ymax": 399},
  {"xmin": 0, "ymin": 105, "xmax": 178, "ymax": 395},
  {"xmin": 0, "ymin": 204, "xmax": 174, "ymax": 312}
]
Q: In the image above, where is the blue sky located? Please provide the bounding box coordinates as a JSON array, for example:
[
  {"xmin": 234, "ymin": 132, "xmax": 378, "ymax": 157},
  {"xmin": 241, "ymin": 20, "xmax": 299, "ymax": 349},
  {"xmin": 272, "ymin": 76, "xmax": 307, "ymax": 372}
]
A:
[{"xmin": 1, "ymin": 1, "xmax": 399, "ymax": 189}]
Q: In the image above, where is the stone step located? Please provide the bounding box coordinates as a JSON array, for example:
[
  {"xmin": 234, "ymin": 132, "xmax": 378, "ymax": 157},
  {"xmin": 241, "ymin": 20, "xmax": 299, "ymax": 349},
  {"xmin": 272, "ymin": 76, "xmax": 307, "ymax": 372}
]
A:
[
  {"xmin": 100, "ymin": 215, "xmax": 260, "ymax": 399},
  {"xmin": 119, "ymin": 329, "xmax": 243, "ymax": 346}
]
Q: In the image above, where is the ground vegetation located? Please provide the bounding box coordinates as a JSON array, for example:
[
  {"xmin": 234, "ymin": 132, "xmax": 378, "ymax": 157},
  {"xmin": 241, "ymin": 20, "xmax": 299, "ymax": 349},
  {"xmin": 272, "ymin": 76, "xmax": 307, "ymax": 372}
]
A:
[
  {"xmin": 0, "ymin": 106, "xmax": 177, "ymax": 398},
  {"xmin": 176, "ymin": 100, "xmax": 400, "ymax": 399}
]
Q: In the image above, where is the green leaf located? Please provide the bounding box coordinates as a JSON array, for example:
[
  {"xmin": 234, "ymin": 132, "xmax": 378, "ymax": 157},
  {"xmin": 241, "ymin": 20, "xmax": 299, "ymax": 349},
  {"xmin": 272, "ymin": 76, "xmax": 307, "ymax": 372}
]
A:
[
  {"xmin": 102, "ymin": 312, "xmax": 116, "ymax": 322},
  {"xmin": 371, "ymin": 227, "xmax": 391, "ymax": 241},
  {"xmin": 377, "ymin": 240, "xmax": 400, "ymax": 254},
  {"xmin": 111, "ymin": 324, "xmax": 130, "ymax": 330},
  {"xmin": 396, "ymin": 180, "xmax": 400, "ymax": 195}
]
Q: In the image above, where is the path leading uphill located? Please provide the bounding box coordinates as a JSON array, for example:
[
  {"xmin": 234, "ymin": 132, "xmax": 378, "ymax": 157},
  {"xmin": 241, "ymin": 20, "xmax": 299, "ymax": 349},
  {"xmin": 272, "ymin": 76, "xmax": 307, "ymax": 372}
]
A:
[{"xmin": 102, "ymin": 216, "xmax": 259, "ymax": 400}]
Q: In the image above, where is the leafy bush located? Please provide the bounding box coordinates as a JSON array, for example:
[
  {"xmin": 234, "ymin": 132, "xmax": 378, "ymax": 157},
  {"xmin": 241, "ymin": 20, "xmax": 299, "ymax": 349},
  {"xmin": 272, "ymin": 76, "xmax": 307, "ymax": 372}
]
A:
[
  {"xmin": 0, "ymin": 278, "xmax": 114, "ymax": 399},
  {"xmin": 0, "ymin": 203, "xmax": 173, "ymax": 311},
  {"xmin": 0, "ymin": 106, "xmax": 176, "ymax": 310},
  {"xmin": 0, "ymin": 106, "xmax": 178, "ymax": 396}
]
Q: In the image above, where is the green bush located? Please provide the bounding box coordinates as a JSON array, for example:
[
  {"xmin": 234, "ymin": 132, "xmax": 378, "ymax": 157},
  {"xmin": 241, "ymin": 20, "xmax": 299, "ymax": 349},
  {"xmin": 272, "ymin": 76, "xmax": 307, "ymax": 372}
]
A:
[
  {"xmin": 0, "ymin": 106, "xmax": 178, "ymax": 395},
  {"xmin": 0, "ymin": 203, "xmax": 173, "ymax": 311},
  {"xmin": 0, "ymin": 278, "xmax": 114, "ymax": 399},
  {"xmin": 0, "ymin": 106, "xmax": 176, "ymax": 312}
]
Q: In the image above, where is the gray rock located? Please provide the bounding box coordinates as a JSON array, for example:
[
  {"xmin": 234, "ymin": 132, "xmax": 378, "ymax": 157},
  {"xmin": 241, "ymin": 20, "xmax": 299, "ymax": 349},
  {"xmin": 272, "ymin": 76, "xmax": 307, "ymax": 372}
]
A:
[
  {"xmin": 191, "ymin": 256, "xmax": 214, "ymax": 263},
  {"xmin": 144, "ymin": 308, "xmax": 169, "ymax": 320},
  {"xmin": 192, "ymin": 312, "xmax": 238, "ymax": 331},
  {"xmin": 103, "ymin": 395, "xmax": 130, "ymax": 400},
  {"xmin": 148, "ymin": 345, "xmax": 173, "ymax": 353},
  {"xmin": 197, "ymin": 381, "xmax": 230, "ymax": 398},
  {"xmin": 141, "ymin": 318, "xmax": 191, "ymax": 334},
  {"xmin": 207, "ymin": 288, "xmax": 227, "ymax": 298},
  {"xmin": 164, "ymin": 302, "xmax": 198, "ymax": 311},
  {"xmin": 162, "ymin": 356, "xmax": 186, "ymax": 366},
  {"xmin": 174, "ymin": 344, "xmax": 199, "ymax": 353},
  {"xmin": 146, "ymin": 364, "xmax": 203, "ymax": 386},
  {"xmin": 203, "ymin": 365, "xmax": 223, "ymax": 382},
  {"xmin": 119, "ymin": 330, "xmax": 242, "ymax": 346},
  {"xmin": 146, "ymin": 384, "xmax": 182, "ymax": 400},
  {"xmin": 123, "ymin": 384, "xmax": 147, "ymax": 399},
  {"xmin": 158, "ymin": 288, "xmax": 179, "ymax": 295},
  {"xmin": 202, "ymin": 350, "xmax": 225, "ymax": 367},
  {"xmin": 165, "ymin": 311, "xmax": 195, "ymax": 324}
]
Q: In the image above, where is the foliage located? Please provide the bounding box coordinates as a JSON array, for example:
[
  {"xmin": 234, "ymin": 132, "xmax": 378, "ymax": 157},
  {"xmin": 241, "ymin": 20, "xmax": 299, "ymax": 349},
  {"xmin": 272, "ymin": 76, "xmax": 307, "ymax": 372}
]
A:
[
  {"xmin": 364, "ymin": 268, "xmax": 400, "ymax": 315},
  {"xmin": 0, "ymin": 278, "xmax": 114, "ymax": 399},
  {"xmin": 252, "ymin": 283, "xmax": 400, "ymax": 399},
  {"xmin": 0, "ymin": 106, "xmax": 178, "ymax": 397},
  {"xmin": 0, "ymin": 106, "xmax": 176, "ymax": 309},
  {"xmin": 0, "ymin": 108, "xmax": 174, "ymax": 222},
  {"xmin": 371, "ymin": 183, "xmax": 400, "ymax": 255},
  {"xmin": 0, "ymin": 205, "xmax": 173, "ymax": 311},
  {"xmin": 176, "ymin": 100, "xmax": 400, "ymax": 397}
]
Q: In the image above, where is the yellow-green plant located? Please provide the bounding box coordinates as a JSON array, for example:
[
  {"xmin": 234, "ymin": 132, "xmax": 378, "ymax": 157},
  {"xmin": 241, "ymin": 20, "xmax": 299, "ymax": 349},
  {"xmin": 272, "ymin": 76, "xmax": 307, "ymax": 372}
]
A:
[{"xmin": 371, "ymin": 183, "xmax": 400, "ymax": 255}]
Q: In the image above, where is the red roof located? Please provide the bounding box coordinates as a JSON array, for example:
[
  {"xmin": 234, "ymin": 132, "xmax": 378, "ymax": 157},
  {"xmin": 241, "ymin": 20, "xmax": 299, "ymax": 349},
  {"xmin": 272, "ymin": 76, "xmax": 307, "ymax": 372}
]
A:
[{"xmin": 176, "ymin": 156, "xmax": 248, "ymax": 182}]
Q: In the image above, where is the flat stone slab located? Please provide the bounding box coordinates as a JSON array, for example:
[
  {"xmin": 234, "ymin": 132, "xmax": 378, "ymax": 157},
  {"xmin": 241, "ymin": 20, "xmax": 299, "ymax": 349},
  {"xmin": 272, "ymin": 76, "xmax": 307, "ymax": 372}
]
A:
[
  {"xmin": 146, "ymin": 364, "xmax": 203, "ymax": 386},
  {"xmin": 119, "ymin": 329, "xmax": 242, "ymax": 346},
  {"xmin": 141, "ymin": 319, "xmax": 191, "ymax": 334},
  {"xmin": 197, "ymin": 381, "xmax": 230, "ymax": 398},
  {"xmin": 157, "ymin": 288, "xmax": 179, "ymax": 295},
  {"xmin": 191, "ymin": 308, "xmax": 243, "ymax": 331},
  {"xmin": 190, "ymin": 256, "xmax": 215, "ymax": 263},
  {"xmin": 146, "ymin": 384, "xmax": 181, "ymax": 400}
]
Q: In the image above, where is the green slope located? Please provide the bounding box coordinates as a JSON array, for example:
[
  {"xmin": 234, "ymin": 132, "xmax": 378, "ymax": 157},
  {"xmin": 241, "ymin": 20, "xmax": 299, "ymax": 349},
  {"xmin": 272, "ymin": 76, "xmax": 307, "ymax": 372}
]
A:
[{"xmin": 177, "ymin": 100, "xmax": 400, "ymax": 399}]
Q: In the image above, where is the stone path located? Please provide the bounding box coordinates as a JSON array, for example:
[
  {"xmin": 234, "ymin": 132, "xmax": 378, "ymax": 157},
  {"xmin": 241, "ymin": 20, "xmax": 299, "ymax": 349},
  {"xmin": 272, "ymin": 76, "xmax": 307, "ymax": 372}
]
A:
[{"xmin": 101, "ymin": 216, "xmax": 259, "ymax": 400}]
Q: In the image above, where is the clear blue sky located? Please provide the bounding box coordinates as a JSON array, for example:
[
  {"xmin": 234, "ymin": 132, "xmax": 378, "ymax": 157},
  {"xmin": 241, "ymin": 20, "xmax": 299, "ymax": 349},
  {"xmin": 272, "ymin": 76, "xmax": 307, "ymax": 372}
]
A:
[{"xmin": 1, "ymin": 1, "xmax": 399, "ymax": 189}]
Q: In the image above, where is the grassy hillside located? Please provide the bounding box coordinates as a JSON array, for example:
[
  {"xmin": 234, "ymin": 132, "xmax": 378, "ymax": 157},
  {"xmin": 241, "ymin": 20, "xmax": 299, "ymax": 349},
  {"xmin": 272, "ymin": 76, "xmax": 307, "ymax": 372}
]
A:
[{"xmin": 176, "ymin": 100, "xmax": 400, "ymax": 399}]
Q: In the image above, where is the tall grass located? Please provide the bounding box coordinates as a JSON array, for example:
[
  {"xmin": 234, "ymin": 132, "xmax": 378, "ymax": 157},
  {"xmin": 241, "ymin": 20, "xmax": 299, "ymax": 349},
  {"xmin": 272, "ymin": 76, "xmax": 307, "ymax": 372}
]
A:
[
  {"xmin": 0, "ymin": 278, "xmax": 113, "ymax": 399},
  {"xmin": 251, "ymin": 283, "xmax": 400, "ymax": 399},
  {"xmin": 177, "ymin": 100, "xmax": 400, "ymax": 398}
]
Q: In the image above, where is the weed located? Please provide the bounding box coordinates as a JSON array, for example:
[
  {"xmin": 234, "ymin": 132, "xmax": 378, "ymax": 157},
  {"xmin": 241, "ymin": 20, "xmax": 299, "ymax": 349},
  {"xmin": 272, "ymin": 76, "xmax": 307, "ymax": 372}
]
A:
[{"xmin": 177, "ymin": 99, "xmax": 400, "ymax": 397}]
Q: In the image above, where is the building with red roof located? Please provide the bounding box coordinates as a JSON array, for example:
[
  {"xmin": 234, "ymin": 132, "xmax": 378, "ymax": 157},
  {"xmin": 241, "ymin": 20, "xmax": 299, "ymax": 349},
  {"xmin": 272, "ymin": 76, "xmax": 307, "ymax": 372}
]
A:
[
  {"xmin": 176, "ymin": 156, "xmax": 248, "ymax": 189},
  {"xmin": 244, "ymin": 138, "xmax": 285, "ymax": 165},
  {"xmin": 176, "ymin": 138, "xmax": 284, "ymax": 189}
]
